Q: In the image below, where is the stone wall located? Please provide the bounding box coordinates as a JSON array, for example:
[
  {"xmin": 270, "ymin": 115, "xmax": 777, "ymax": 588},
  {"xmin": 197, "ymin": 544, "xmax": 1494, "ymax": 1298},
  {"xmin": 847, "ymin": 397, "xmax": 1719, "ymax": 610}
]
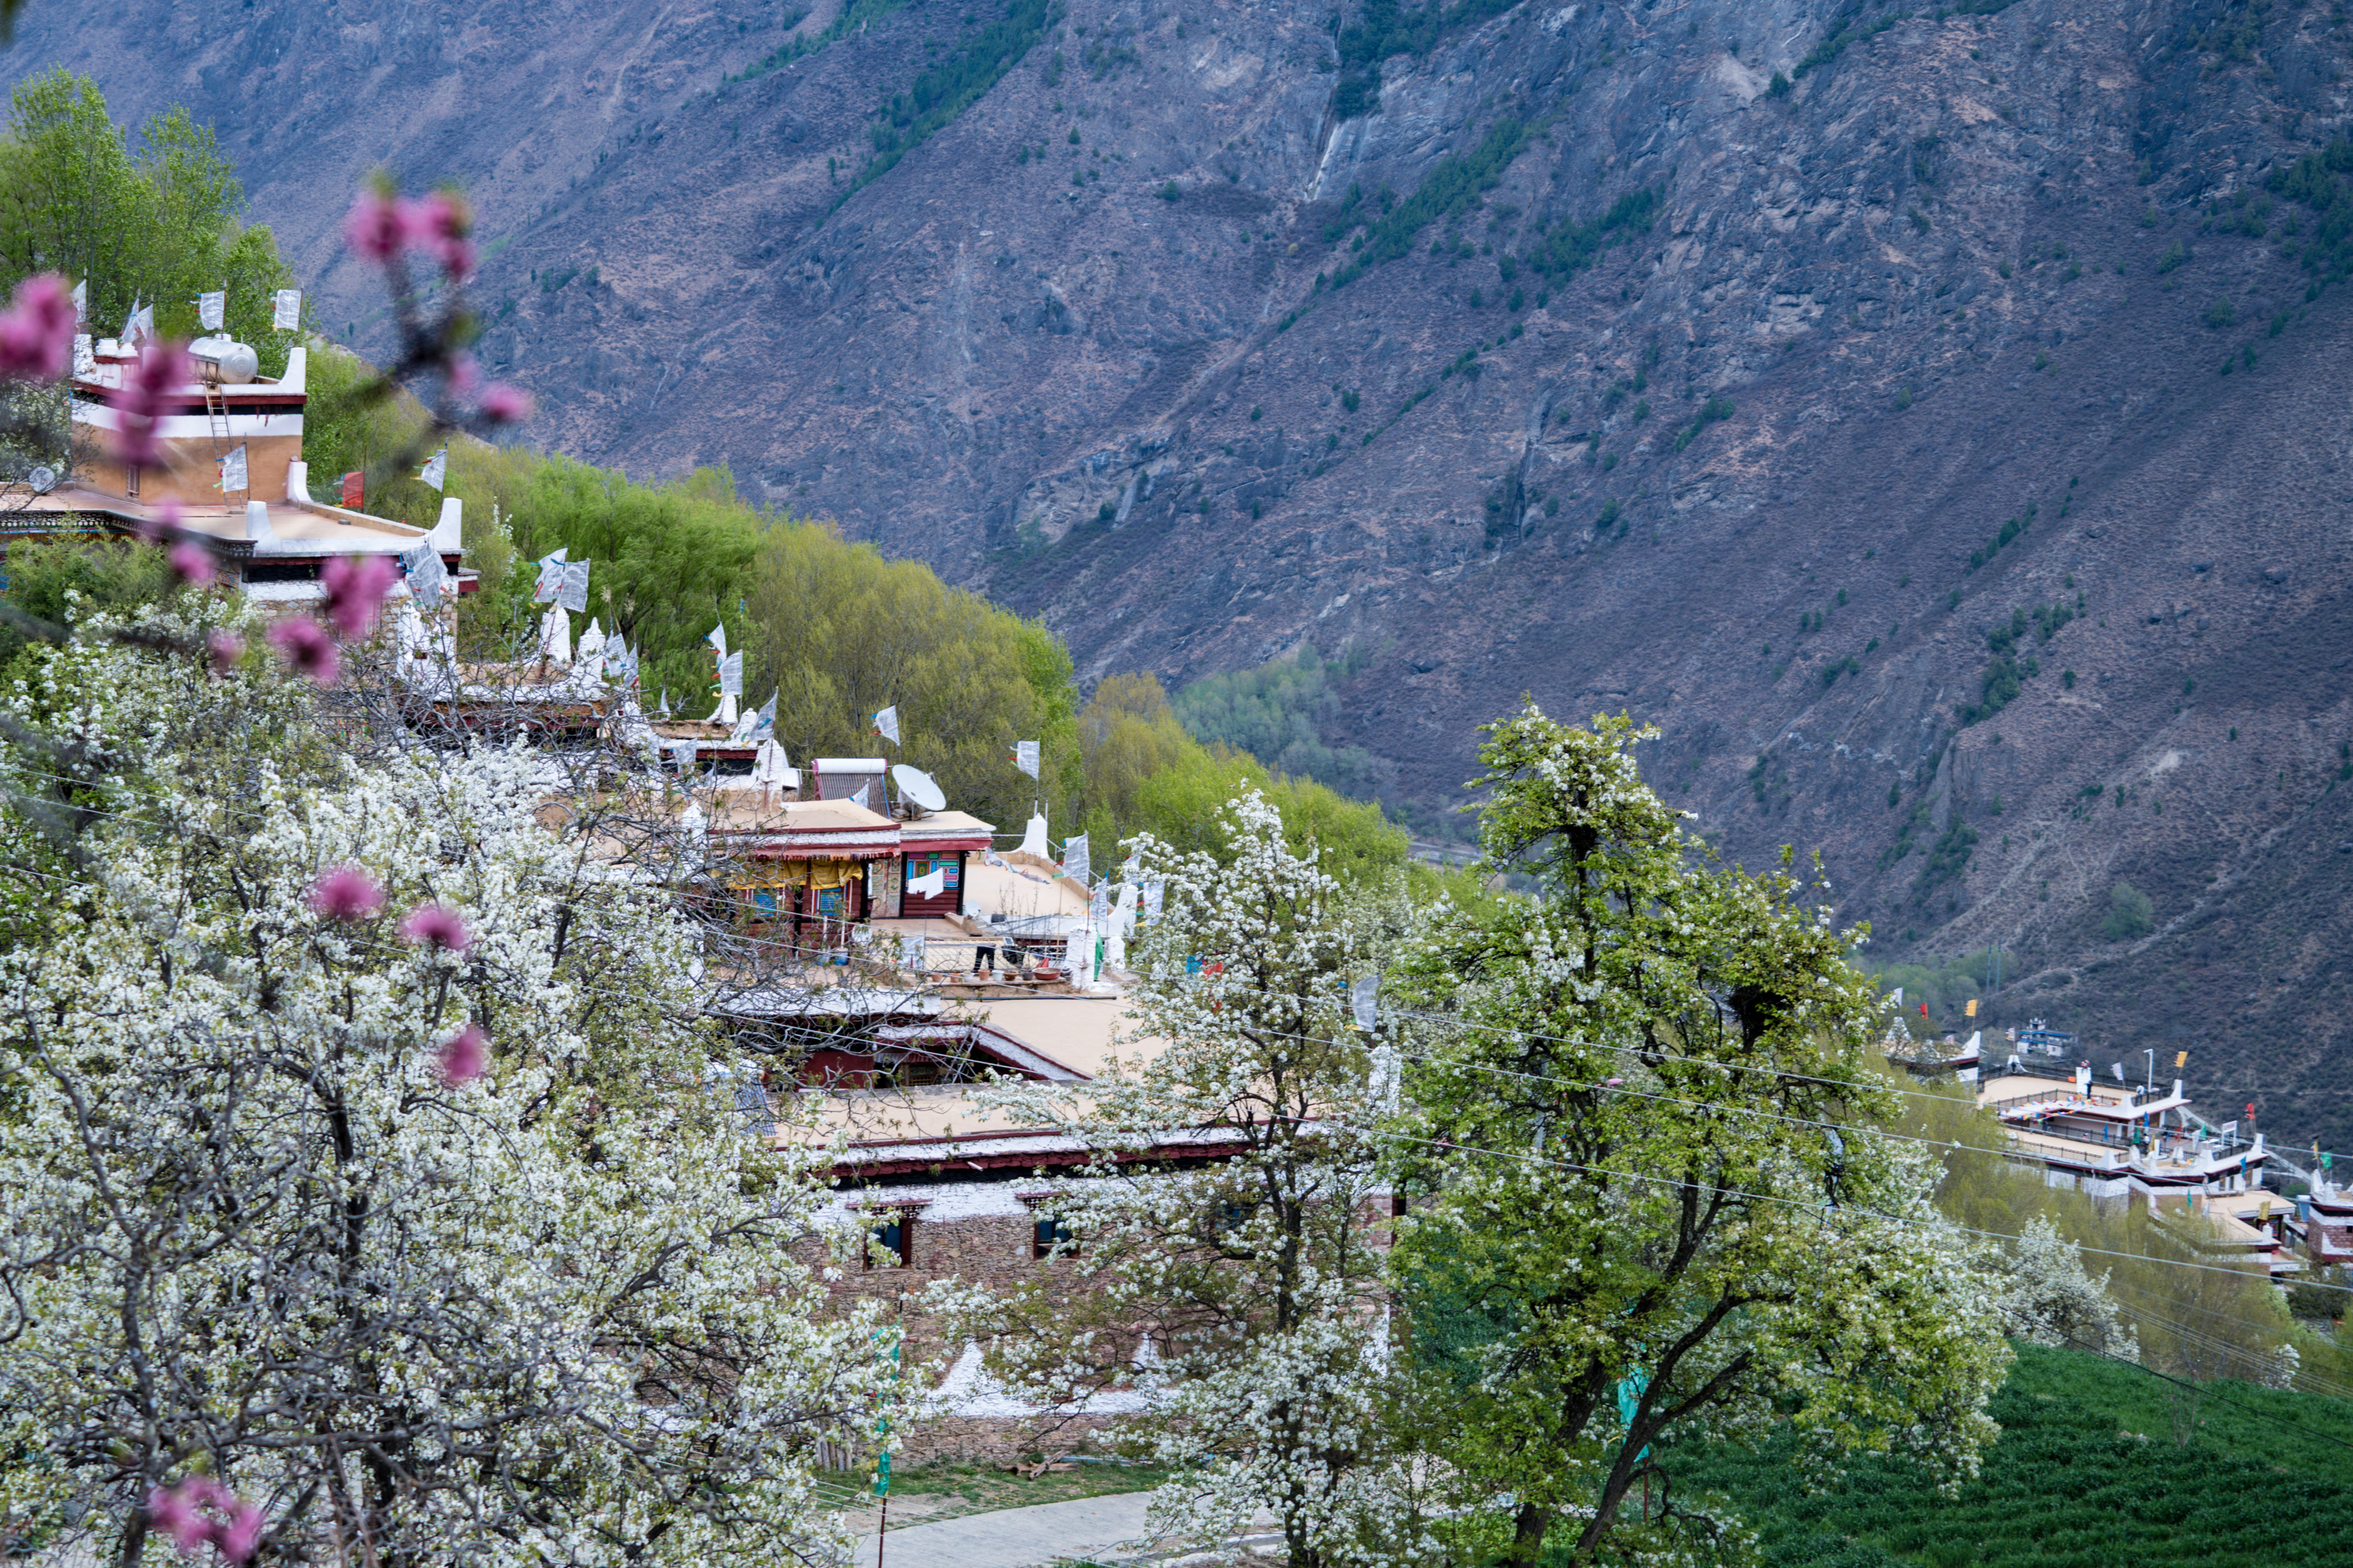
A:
[{"xmin": 803, "ymin": 1173, "xmax": 1403, "ymax": 1465}]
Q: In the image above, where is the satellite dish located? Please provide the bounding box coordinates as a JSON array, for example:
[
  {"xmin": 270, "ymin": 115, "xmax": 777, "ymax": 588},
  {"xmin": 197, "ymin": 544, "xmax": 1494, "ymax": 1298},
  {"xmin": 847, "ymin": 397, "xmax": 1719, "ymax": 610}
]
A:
[
  {"xmin": 26, "ymin": 465, "xmax": 55, "ymax": 494},
  {"xmin": 892, "ymin": 763, "xmax": 946, "ymax": 815}
]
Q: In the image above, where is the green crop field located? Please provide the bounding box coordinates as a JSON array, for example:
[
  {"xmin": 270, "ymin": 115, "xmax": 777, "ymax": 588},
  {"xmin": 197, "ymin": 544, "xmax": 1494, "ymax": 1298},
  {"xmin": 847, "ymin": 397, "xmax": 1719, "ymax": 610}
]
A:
[{"xmin": 1658, "ymin": 1343, "xmax": 2353, "ymax": 1568}]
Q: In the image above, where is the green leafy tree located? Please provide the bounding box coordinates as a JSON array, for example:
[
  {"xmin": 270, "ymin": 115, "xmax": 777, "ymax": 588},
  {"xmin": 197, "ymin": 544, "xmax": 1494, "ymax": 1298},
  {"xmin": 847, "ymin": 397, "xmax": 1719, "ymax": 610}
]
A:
[
  {"xmin": 507, "ymin": 459, "xmax": 763, "ymax": 706},
  {"xmin": 1389, "ymin": 706, "xmax": 2009, "ymax": 1565},
  {"xmin": 744, "ymin": 512, "xmax": 1075, "ymax": 832},
  {"xmin": 0, "ymin": 536, "xmax": 174, "ymax": 674},
  {"xmin": 0, "ymin": 70, "xmax": 297, "ymax": 369},
  {"xmin": 2102, "ymin": 880, "xmax": 2155, "ymax": 941},
  {"xmin": 1077, "ymin": 673, "xmax": 1406, "ymax": 883},
  {"xmin": 1173, "ymin": 644, "xmax": 1390, "ymax": 804}
]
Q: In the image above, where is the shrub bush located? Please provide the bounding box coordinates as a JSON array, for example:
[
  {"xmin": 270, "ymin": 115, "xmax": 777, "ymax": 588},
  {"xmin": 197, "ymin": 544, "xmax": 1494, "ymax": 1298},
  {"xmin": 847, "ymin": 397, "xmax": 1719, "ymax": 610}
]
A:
[{"xmin": 2102, "ymin": 881, "xmax": 2155, "ymax": 940}]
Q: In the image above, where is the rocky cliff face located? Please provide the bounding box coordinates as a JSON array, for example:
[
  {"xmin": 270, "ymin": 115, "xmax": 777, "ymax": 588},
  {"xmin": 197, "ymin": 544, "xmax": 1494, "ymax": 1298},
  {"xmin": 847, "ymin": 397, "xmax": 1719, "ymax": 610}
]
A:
[{"xmin": 10, "ymin": 0, "xmax": 2352, "ymax": 1149}]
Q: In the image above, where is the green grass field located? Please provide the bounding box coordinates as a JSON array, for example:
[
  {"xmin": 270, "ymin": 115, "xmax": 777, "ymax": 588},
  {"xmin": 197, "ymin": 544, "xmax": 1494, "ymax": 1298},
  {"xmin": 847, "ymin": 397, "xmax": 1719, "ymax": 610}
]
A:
[{"xmin": 1660, "ymin": 1343, "xmax": 2353, "ymax": 1568}]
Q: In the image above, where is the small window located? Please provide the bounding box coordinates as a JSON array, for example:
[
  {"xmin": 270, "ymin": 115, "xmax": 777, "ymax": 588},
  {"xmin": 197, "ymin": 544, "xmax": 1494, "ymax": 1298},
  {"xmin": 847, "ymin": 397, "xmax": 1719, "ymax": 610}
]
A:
[
  {"xmin": 866, "ymin": 1211, "xmax": 912, "ymax": 1269},
  {"xmin": 1390, "ymin": 1193, "xmax": 1408, "ymax": 1219},
  {"xmin": 1032, "ymin": 1211, "xmax": 1076, "ymax": 1260}
]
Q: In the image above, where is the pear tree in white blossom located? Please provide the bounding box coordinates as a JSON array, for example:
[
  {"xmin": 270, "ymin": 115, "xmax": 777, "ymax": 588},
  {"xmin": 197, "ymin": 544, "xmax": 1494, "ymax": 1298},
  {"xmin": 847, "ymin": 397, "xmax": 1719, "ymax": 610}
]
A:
[
  {"xmin": 950, "ymin": 791, "xmax": 1434, "ymax": 1568},
  {"xmin": 0, "ymin": 608, "xmax": 908, "ymax": 1568}
]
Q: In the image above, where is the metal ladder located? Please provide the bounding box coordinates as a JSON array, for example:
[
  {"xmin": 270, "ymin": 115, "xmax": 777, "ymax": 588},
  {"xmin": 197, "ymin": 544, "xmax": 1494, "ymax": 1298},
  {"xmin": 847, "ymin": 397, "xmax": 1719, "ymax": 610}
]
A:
[{"xmin": 201, "ymin": 366, "xmax": 234, "ymax": 514}]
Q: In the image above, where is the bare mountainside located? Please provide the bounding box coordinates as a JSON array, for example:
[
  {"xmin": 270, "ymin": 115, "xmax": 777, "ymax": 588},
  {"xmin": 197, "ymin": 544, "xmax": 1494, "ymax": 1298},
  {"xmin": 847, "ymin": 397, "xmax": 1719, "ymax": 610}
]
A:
[{"xmin": 9, "ymin": 0, "xmax": 2352, "ymax": 1148}]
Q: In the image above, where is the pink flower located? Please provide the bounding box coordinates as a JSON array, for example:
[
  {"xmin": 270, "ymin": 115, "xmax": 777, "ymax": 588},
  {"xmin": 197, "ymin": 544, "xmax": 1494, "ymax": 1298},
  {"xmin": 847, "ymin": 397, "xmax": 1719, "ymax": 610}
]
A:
[
  {"xmin": 344, "ymin": 189, "xmax": 412, "ymax": 263},
  {"xmin": 168, "ymin": 542, "xmax": 216, "ymax": 587},
  {"xmin": 321, "ymin": 554, "xmax": 397, "ymax": 640},
  {"xmin": 412, "ymin": 190, "xmax": 474, "ymax": 278},
  {"xmin": 438, "ymin": 1023, "xmax": 487, "ymax": 1085},
  {"xmin": 109, "ymin": 341, "xmax": 190, "ymax": 467},
  {"xmin": 147, "ymin": 1485, "xmax": 202, "ymax": 1552},
  {"xmin": 479, "ymin": 383, "xmax": 534, "ymax": 424},
  {"xmin": 401, "ymin": 903, "xmax": 470, "ymax": 952},
  {"xmin": 447, "ymin": 352, "xmax": 481, "ymax": 396},
  {"xmin": 215, "ymin": 1503, "xmax": 265, "ymax": 1565},
  {"xmin": 137, "ymin": 496, "xmax": 187, "ymax": 544},
  {"xmin": 309, "ymin": 865, "xmax": 383, "ymax": 922},
  {"xmin": 0, "ymin": 273, "xmax": 77, "ymax": 381},
  {"xmin": 208, "ymin": 631, "xmax": 245, "ymax": 676},
  {"xmin": 147, "ymin": 1478, "xmax": 262, "ymax": 1560},
  {"xmin": 267, "ymin": 615, "xmax": 339, "ymax": 684}
]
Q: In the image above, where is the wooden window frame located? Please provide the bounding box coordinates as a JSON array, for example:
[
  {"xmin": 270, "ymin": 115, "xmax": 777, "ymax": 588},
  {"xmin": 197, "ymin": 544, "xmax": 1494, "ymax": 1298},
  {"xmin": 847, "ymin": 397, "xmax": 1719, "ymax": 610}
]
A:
[
  {"xmin": 1019, "ymin": 1192, "xmax": 1077, "ymax": 1261},
  {"xmin": 861, "ymin": 1205, "xmax": 922, "ymax": 1270}
]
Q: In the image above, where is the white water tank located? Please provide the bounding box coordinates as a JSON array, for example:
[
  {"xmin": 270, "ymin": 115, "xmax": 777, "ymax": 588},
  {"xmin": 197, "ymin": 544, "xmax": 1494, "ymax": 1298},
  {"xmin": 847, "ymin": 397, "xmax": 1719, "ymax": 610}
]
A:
[{"xmin": 189, "ymin": 335, "xmax": 260, "ymax": 384}]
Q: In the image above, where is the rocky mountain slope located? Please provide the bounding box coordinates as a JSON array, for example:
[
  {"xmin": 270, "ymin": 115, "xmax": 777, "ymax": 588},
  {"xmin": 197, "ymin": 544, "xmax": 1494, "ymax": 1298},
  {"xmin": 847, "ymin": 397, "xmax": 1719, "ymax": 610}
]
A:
[{"xmin": 9, "ymin": 0, "xmax": 2351, "ymax": 1149}]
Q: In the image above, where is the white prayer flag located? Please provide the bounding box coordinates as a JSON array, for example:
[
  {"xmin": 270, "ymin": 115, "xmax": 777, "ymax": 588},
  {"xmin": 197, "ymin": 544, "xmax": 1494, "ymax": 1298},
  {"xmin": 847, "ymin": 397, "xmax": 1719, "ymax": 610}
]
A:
[
  {"xmin": 532, "ymin": 548, "xmax": 568, "ymax": 603},
  {"xmin": 538, "ymin": 604, "xmax": 571, "ymax": 665},
  {"xmin": 124, "ymin": 300, "xmax": 153, "ymax": 343},
  {"xmin": 1351, "ymin": 974, "xmax": 1378, "ymax": 1032},
  {"xmin": 706, "ymin": 622, "xmax": 728, "ymax": 661},
  {"xmin": 1014, "ymin": 739, "xmax": 1039, "ymax": 779},
  {"xmin": 272, "ymin": 289, "xmax": 301, "ymax": 331},
  {"xmin": 670, "ymin": 739, "xmax": 698, "ymax": 773},
  {"xmin": 1143, "ymin": 879, "xmax": 1164, "ymax": 920},
  {"xmin": 874, "ymin": 705, "xmax": 900, "ymax": 744},
  {"xmin": 907, "ymin": 867, "xmax": 948, "ymax": 898},
  {"xmin": 1062, "ymin": 832, "xmax": 1090, "ymax": 885},
  {"xmin": 753, "ymin": 738, "xmax": 793, "ymax": 786},
  {"xmin": 752, "ymin": 689, "xmax": 777, "ymax": 739},
  {"xmin": 419, "ymin": 448, "xmax": 448, "ymax": 492},
  {"xmin": 2111, "ymin": 1063, "xmax": 2125, "ymax": 1082},
  {"xmin": 218, "ymin": 444, "xmax": 248, "ymax": 494},
  {"xmin": 1888, "ymin": 987, "xmax": 1902, "ymax": 1008},
  {"xmin": 197, "ymin": 291, "xmax": 225, "ymax": 332},
  {"xmin": 850, "ymin": 781, "xmax": 872, "ymax": 810},
  {"xmin": 401, "ymin": 541, "xmax": 448, "ymax": 611},
  {"xmin": 72, "ymin": 334, "xmax": 94, "ymax": 377},
  {"xmin": 70, "ymin": 280, "xmax": 84, "ymax": 317},
  {"xmin": 557, "ymin": 558, "xmax": 591, "ymax": 614},
  {"xmin": 719, "ymin": 651, "xmax": 743, "ymax": 698}
]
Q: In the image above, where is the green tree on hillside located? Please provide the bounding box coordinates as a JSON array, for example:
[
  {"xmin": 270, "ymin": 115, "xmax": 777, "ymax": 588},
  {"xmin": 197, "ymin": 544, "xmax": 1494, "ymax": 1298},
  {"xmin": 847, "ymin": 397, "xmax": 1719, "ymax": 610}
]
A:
[
  {"xmin": 1172, "ymin": 643, "xmax": 1391, "ymax": 804},
  {"xmin": 2103, "ymin": 880, "xmax": 2155, "ymax": 941},
  {"xmin": 1391, "ymin": 706, "xmax": 2009, "ymax": 1565},
  {"xmin": 745, "ymin": 516, "xmax": 1079, "ymax": 833},
  {"xmin": 506, "ymin": 460, "xmax": 764, "ymax": 707},
  {"xmin": 1076, "ymin": 673, "xmax": 1407, "ymax": 883},
  {"xmin": 0, "ymin": 70, "xmax": 297, "ymax": 366}
]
